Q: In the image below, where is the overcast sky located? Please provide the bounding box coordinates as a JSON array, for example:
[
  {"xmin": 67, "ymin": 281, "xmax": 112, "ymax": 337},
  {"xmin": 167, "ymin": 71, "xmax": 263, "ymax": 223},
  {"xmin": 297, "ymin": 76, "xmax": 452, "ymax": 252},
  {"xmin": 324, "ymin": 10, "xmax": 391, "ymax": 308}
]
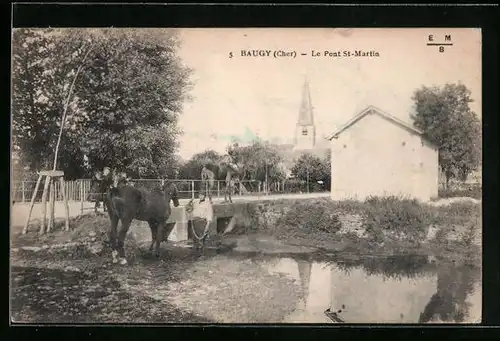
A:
[{"xmin": 176, "ymin": 28, "xmax": 481, "ymax": 160}]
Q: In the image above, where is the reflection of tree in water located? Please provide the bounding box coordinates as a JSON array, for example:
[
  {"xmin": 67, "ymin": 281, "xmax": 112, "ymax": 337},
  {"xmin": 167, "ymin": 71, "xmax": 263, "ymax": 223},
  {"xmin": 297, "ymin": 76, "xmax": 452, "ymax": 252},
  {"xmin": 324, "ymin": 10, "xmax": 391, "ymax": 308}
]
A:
[
  {"xmin": 419, "ymin": 258, "xmax": 479, "ymax": 323},
  {"xmin": 329, "ymin": 255, "xmax": 435, "ymax": 280}
]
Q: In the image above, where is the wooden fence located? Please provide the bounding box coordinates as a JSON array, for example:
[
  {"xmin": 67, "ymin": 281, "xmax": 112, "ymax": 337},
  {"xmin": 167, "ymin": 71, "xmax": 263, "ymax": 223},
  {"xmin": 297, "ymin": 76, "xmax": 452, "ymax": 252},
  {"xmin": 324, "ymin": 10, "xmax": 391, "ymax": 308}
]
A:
[{"xmin": 11, "ymin": 178, "xmax": 324, "ymax": 204}]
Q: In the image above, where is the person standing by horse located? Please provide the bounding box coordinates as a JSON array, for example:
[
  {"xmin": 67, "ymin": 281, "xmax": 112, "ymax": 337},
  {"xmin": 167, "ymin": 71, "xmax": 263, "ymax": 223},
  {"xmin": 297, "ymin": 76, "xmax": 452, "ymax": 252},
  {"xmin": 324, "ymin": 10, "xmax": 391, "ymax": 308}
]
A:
[
  {"xmin": 88, "ymin": 166, "xmax": 114, "ymax": 213},
  {"xmin": 200, "ymin": 164, "xmax": 215, "ymax": 203}
]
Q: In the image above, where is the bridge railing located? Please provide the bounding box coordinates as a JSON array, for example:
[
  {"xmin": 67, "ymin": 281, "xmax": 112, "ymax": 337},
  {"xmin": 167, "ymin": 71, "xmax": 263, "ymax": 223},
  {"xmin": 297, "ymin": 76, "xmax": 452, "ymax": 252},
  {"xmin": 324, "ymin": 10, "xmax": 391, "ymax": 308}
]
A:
[{"xmin": 11, "ymin": 178, "xmax": 328, "ymax": 204}]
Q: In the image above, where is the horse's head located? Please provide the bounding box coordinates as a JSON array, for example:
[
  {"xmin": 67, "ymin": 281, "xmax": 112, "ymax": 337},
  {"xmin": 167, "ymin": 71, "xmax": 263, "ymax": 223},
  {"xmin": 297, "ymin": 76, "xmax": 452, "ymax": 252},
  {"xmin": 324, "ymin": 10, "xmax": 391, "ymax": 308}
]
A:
[
  {"xmin": 162, "ymin": 181, "xmax": 180, "ymax": 207},
  {"xmin": 112, "ymin": 172, "xmax": 130, "ymax": 188}
]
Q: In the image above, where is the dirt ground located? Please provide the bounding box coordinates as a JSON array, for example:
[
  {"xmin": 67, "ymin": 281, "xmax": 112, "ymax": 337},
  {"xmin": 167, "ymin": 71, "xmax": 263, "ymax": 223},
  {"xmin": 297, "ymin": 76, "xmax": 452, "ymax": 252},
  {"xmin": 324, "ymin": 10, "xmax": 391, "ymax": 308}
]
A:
[
  {"xmin": 10, "ymin": 199, "xmax": 481, "ymax": 324},
  {"xmin": 10, "ymin": 214, "xmax": 304, "ymax": 324}
]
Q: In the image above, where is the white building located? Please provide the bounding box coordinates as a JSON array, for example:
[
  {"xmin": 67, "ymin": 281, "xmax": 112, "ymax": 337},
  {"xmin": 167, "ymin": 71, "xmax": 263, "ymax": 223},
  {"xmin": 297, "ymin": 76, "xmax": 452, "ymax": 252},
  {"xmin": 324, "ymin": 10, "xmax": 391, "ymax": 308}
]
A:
[{"xmin": 326, "ymin": 105, "xmax": 439, "ymax": 202}]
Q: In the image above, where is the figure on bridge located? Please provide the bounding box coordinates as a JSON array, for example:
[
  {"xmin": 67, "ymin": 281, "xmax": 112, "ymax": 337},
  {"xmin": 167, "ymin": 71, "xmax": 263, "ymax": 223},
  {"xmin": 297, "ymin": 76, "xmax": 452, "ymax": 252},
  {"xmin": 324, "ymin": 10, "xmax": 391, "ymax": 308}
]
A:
[
  {"xmin": 219, "ymin": 155, "xmax": 240, "ymax": 203},
  {"xmin": 200, "ymin": 164, "xmax": 215, "ymax": 203}
]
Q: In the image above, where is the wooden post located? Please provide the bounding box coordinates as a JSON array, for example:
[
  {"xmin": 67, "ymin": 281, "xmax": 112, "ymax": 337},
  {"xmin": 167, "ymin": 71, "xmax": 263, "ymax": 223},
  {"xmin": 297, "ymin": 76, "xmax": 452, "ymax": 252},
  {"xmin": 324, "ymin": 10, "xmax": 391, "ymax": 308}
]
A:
[
  {"xmin": 60, "ymin": 177, "xmax": 70, "ymax": 231},
  {"xmin": 191, "ymin": 180, "xmax": 195, "ymax": 200},
  {"xmin": 47, "ymin": 178, "xmax": 55, "ymax": 232},
  {"xmin": 39, "ymin": 176, "xmax": 51, "ymax": 234},
  {"xmin": 217, "ymin": 181, "xmax": 220, "ymax": 198},
  {"xmin": 55, "ymin": 180, "xmax": 59, "ymax": 201},
  {"xmin": 21, "ymin": 181, "xmax": 25, "ymax": 203},
  {"xmin": 80, "ymin": 180, "xmax": 84, "ymax": 215},
  {"xmin": 83, "ymin": 179, "xmax": 87, "ymax": 203},
  {"xmin": 22, "ymin": 175, "xmax": 43, "ymax": 234}
]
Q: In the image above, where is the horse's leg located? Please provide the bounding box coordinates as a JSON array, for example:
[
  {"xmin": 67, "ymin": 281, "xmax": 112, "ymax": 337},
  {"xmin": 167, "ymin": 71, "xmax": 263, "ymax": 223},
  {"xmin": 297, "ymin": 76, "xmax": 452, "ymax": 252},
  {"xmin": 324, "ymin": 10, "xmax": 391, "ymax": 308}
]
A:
[
  {"xmin": 154, "ymin": 221, "xmax": 165, "ymax": 259},
  {"xmin": 108, "ymin": 212, "xmax": 120, "ymax": 263},
  {"xmin": 116, "ymin": 216, "xmax": 133, "ymax": 265},
  {"xmin": 148, "ymin": 221, "xmax": 158, "ymax": 254},
  {"xmin": 155, "ymin": 221, "xmax": 175, "ymax": 259},
  {"xmin": 157, "ymin": 222, "xmax": 176, "ymax": 259}
]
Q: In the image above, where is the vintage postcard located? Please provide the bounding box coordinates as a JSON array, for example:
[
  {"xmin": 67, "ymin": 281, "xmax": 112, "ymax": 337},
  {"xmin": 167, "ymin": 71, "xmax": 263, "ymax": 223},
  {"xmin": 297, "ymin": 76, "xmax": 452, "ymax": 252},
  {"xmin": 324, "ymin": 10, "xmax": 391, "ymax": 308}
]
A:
[{"xmin": 10, "ymin": 28, "xmax": 482, "ymax": 324}]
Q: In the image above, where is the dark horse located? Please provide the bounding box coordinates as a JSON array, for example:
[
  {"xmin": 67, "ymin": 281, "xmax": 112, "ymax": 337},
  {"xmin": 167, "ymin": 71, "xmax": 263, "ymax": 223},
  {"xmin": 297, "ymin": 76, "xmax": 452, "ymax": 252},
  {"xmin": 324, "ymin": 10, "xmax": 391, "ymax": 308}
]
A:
[{"xmin": 106, "ymin": 181, "xmax": 180, "ymax": 265}]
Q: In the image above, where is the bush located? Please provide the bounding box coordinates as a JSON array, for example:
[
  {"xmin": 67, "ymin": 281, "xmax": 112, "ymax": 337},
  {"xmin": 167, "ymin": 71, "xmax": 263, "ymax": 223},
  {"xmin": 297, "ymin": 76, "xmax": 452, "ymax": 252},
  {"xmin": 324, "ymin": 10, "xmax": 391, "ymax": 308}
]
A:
[
  {"xmin": 362, "ymin": 196, "xmax": 431, "ymax": 246},
  {"xmin": 277, "ymin": 200, "xmax": 342, "ymax": 234},
  {"xmin": 428, "ymin": 202, "xmax": 481, "ymax": 226},
  {"xmin": 438, "ymin": 184, "xmax": 482, "ymax": 200}
]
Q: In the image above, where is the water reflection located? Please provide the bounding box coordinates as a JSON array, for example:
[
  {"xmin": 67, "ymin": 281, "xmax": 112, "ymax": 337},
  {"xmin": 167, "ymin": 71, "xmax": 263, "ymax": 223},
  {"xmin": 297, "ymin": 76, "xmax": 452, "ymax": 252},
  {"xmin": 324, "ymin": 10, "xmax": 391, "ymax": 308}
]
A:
[
  {"xmin": 261, "ymin": 254, "xmax": 481, "ymax": 324},
  {"xmin": 418, "ymin": 258, "xmax": 481, "ymax": 323}
]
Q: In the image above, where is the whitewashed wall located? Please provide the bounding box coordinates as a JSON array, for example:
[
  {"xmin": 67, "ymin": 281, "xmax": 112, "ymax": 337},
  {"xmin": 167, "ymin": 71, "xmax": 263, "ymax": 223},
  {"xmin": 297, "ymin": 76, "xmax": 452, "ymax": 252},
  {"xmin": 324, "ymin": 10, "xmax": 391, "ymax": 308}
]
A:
[{"xmin": 330, "ymin": 112, "xmax": 439, "ymax": 202}]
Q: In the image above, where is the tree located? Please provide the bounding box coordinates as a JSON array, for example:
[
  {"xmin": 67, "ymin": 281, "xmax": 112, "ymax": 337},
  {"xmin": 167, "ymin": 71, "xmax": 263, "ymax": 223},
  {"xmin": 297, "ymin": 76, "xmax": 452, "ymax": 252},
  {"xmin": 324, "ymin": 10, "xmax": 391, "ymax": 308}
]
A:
[
  {"xmin": 12, "ymin": 29, "xmax": 82, "ymax": 176},
  {"xmin": 226, "ymin": 140, "xmax": 285, "ymax": 183},
  {"xmin": 12, "ymin": 28, "xmax": 192, "ymax": 179},
  {"xmin": 291, "ymin": 152, "xmax": 330, "ymax": 190},
  {"xmin": 322, "ymin": 149, "xmax": 332, "ymax": 190},
  {"xmin": 411, "ymin": 83, "xmax": 481, "ymax": 188},
  {"xmin": 178, "ymin": 150, "xmax": 224, "ymax": 180}
]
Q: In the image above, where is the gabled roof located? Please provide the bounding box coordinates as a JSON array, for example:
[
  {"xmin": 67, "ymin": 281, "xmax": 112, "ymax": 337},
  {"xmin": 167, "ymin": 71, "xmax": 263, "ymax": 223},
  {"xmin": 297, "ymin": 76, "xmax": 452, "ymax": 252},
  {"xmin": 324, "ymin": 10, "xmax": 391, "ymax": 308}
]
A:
[{"xmin": 326, "ymin": 105, "xmax": 424, "ymax": 141}]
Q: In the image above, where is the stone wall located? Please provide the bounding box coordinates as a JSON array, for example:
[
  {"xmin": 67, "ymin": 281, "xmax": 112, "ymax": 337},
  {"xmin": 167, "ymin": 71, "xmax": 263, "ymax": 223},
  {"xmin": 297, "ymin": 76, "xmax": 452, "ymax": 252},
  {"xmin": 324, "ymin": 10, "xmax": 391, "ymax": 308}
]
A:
[
  {"xmin": 226, "ymin": 199, "xmax": 365, "ymax": 236},
  {"xmin": 222, "ymin": 198, "xmax": 481, "ymax": 247}
]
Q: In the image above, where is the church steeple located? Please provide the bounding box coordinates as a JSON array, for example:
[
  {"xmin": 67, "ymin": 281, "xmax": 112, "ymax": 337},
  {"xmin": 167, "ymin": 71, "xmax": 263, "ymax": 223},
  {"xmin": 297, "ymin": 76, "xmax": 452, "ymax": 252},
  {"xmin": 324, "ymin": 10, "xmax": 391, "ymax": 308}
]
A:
[
  {"xmin": 294, "ymin": 77, "xmax": 316, "ymax": 150},
  {"xmin": 298, "ymin": 77, "xmax": 314, "ymax": 126},
  {"xmin": 296, "ymin": 258, "xmax": 313, "ymax": 308}
]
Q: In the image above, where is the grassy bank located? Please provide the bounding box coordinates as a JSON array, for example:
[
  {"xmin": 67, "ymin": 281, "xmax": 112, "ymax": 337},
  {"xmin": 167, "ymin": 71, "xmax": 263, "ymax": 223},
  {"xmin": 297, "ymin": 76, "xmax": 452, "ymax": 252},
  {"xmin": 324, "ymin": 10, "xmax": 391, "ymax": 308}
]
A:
[{"xmin": 229, "ymin": 196, "xmax": 481, "ymax": 261}]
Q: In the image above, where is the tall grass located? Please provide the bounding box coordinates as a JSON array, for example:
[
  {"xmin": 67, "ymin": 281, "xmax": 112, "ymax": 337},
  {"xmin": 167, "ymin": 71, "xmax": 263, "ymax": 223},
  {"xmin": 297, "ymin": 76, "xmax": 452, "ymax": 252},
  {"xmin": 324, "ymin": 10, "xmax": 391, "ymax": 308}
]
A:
[
  {"xmin": 276, "ymin": 199, "xmax": 342, "ymax": 235},
  {"xmin": 361, "ymin": 196, "xmax": 432, "ymax": 246},
  {"xmin": 272, "ymin": 195, "xmax": 480, "ymax": 252}
]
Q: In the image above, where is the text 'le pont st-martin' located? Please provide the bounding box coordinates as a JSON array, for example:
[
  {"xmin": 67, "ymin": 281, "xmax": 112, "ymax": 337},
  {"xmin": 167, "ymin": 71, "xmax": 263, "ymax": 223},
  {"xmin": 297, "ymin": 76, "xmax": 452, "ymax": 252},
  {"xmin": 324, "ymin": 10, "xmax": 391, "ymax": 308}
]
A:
[{"xmin": 229, "ymin": 49, "xmax": 381, "ymax": 58}]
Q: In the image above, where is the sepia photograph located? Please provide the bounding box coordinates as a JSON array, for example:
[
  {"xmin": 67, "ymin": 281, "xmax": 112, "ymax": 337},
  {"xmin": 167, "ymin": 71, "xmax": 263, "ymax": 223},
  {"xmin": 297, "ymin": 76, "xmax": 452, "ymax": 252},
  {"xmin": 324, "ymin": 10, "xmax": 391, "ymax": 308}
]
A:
[{"xmin": 10, "ymin": 27, "xmax": 482, "ymax": 324}]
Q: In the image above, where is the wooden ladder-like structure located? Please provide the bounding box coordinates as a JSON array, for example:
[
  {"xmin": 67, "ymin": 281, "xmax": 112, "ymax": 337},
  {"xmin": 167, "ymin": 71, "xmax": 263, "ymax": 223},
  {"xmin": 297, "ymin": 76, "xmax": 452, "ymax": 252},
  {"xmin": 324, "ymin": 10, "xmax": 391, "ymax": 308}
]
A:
[{"xmin": 22, "ymin": 170, "xmax": 70, "ymax": 235}]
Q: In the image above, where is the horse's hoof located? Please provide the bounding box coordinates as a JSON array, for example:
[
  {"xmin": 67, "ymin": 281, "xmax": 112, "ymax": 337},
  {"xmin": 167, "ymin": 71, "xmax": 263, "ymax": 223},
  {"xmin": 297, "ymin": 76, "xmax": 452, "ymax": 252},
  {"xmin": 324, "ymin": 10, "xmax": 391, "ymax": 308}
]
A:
[{"xmin": 111, "ymin": 250, "xmax": 119, "ymax": 263}]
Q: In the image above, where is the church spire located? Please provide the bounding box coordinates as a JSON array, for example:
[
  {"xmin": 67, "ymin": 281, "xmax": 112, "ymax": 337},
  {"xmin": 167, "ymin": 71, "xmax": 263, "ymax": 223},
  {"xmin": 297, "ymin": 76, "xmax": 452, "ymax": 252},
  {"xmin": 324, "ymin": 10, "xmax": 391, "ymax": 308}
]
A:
[
  {"xmin": 296, "ymin": 258, "xmax": 313, "ymax": 307},
  {"xmin": 297, "ymin": 77, "xmax": 314, "ymax": 126}
]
